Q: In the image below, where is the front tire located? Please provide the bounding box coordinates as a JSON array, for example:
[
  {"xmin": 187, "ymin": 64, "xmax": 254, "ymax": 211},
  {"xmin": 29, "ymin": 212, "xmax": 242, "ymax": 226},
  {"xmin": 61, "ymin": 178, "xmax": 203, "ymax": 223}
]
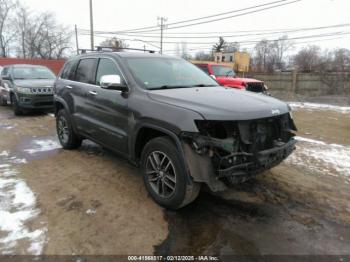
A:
[
  {"xmin": 56, "ymin": 109, "xmax": 82, "ymax": 149},
  {"xmin": 0, "ymin": 95, "xmax": 7, "ymax": 106},
  {"xmin": 12, "ymin": 95, "xmax": 23, "ymax": 115},
  {"xmin": 141, "ymin": 137, "xmax": 200, "ymax": 209}
]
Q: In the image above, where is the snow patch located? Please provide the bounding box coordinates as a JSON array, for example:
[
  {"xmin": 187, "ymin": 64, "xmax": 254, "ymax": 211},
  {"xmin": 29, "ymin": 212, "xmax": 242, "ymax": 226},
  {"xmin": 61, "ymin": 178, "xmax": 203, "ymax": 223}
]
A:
[
  {"xmin": 288, "ymin": 102, "xmax": 350, "ymax": 114},
  {"xmin": 0, "ymin": 124, "xmax": 16, "ymax": 130},
  {"xmin": 0, "ymin": 151, "xmax": 9, "ymax": 157},
  {"xmin": 287, "ymin": 136, "xmax": 350, "ymax": 179},
  {"xmin": 24, "ymin": 139, "xmax": 60, "ymax": 154},
  {"xmin": 0, "ymin": 151, "xmax": 46, "ymax": 255},
  {"xmin": 86, "ymin": 209, "xmax": 96, "ymax": 215}
]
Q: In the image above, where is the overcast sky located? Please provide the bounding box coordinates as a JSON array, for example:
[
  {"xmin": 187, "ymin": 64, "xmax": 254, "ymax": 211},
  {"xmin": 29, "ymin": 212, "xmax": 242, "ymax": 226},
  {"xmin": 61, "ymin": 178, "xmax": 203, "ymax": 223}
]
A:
[{"xmin": 21, "ymin": 0, "xmax": 350, "ymax": 56}]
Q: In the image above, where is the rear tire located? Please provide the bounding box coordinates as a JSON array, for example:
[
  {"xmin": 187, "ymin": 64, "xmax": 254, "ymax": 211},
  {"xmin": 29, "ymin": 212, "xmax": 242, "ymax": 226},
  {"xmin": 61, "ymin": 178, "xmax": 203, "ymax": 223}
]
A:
[
  {"xmin": 56, "ymin": 109, "xmax": 82, "ymax": 149},
  {"xmin": 12, "ymin": 95, "xmax": 23, "ymax": 116},
  {"xmin": 141, "ymin": 136, "xmax": 200, "ymax": 209}
]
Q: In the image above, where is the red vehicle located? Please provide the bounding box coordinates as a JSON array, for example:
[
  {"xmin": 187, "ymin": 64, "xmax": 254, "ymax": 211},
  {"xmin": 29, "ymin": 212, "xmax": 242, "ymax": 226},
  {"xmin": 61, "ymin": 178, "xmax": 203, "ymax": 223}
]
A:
[{"xmin": 195, "ymin": 63, "xmax": 268, "ymax": 93}]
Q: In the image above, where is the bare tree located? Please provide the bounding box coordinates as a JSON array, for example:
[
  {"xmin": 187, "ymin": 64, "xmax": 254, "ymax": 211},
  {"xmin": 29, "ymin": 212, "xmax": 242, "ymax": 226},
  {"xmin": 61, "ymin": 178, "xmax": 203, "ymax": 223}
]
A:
[
  {"xmin": 252, "ymin": 36, "xmax": 293, "ymax": 72},
  {"xmin": 16, "ymin": 11, "xmax": 73, "ymax": 59},
  {"xmin": 15, "ymin": 5, "xmax": 30, "ymax": 58},
  {"xmin": 181, "ymin": 42, "xmax": 191, "ymax": 60},
  {"xmin": 293, "ymin": 45, "xmax": 322, "ymax": 72},
  {"xmin": 271, "ymin": 35, "xmax": 294, "ymax": 70},
  {"xmin": 224, "ymin": 42, "xmax": 240, "ymax": 53},
  {"xmin": 332, "ymin": 48, "xmax": 350, "ymax": 72},
  {"xmin": 194, "ymin": 51, "xmax": 213, "ymax": 61},
  {"xmin": 0, "ymin": 0, "xmax": 17, "ymax": 57},
  {"xmin": 253, "ymin": 39, "xmax": 270, "ymax": 72}
]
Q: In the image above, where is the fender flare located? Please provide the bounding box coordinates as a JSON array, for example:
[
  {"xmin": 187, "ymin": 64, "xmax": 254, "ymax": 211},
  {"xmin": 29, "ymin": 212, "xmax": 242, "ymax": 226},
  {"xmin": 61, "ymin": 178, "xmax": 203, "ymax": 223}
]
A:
[
  {"xmin": 54, "ymin": 97, "xmax": 79, "ymax": 133},
  {"xmin": 54, "ymin": 96, "xmax": 70, "ymax": 115},
  {"xmin": 132, "ymin": 123, "xmax": 193, "ymax": 184}
]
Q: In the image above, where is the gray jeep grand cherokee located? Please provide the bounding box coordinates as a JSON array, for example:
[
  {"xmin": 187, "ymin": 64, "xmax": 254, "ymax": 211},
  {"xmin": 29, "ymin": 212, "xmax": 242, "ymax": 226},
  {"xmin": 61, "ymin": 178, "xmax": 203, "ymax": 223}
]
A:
[{"xmin": 54, "ymin": 52, "xmax": 297, "ymax": 209}]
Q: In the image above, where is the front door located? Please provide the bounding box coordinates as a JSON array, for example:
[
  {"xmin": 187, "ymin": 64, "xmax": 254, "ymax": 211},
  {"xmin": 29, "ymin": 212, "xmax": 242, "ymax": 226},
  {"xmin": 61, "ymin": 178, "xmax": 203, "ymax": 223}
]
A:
[{"xmin": 90, "ymin": 58, "xmax": 129, "ymax": 154}]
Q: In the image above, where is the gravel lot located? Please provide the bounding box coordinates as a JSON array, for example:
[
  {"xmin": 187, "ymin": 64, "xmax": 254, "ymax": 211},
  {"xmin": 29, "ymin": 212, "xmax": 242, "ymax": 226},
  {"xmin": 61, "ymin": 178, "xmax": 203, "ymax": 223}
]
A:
[{"xmin": 0, "ymin": 103, "xmax": 349, "ymax": 256}]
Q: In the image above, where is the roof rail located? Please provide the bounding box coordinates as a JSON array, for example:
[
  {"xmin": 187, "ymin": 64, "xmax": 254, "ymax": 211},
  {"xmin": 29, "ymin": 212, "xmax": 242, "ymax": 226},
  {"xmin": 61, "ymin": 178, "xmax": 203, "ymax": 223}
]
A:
[{"xmin": 78, "ymin": 46, "xmax": 156, "ymax": 54}]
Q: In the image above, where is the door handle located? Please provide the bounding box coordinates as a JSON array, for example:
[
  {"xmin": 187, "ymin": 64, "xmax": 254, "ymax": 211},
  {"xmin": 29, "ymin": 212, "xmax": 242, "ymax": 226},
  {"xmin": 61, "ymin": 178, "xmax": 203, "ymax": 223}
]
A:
[
  {"xmin": 88, "ymin": 91, "xmax": 98, "ymax": 96},
  {"xmin": 65, "ymin": 85, "xmax": 73, "ymax": 89}
]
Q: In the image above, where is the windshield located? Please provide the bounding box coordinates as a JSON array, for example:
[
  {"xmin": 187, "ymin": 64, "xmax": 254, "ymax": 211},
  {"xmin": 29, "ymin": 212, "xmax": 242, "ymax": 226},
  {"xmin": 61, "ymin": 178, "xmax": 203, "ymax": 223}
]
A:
[
  {"xmin": 13, "ymin": 66, "xmax": 56, "ymax": 80},
  {"xmin": 124, "ymin": 57, "xmax": 219, "ymax": 89},
  {"xmin": 212, "ymin": 65, "xmax": 235, "ymax": 77}
]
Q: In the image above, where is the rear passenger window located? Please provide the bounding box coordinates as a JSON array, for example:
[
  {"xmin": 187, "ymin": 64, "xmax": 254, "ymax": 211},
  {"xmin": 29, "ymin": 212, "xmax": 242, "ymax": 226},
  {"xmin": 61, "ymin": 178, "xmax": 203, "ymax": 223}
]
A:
[
  {"xmin": 61, "ymin": 61, "xmax": 76, "ymax": 80},
  {"xmin": 75, "ymin": 58, "xmax": 97, "ymax": 84},
  {"xmin": 95, "ymin": 59, "xmax": 123, "ymax": 86}
]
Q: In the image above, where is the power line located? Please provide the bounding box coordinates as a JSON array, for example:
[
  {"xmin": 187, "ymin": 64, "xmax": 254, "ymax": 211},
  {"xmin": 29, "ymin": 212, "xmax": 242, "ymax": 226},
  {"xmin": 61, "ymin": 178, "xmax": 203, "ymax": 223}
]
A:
[
  {"xmin": 126, "ymin": 0, "xmax": 291, "ymax": 32},
  {"xmin": 81, "ymin": 31, "xmax": 350, "ymax": 45},
  {"xmin": 121, "ymin": 0, "xmax": 303, "ymax": 33},
  {"xmin": 78, "ymin": 0, "xmax": 302, "ymax": 35},
  {"xmin": 84, "ymin": 23, "xmax": 350, "ymax": 39}
]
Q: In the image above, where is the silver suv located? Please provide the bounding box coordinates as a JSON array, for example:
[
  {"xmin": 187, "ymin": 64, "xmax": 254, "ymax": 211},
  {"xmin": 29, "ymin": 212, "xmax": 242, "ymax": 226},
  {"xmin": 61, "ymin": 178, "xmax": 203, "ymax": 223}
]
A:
[{"xmin": 0, "ymin": 64, "xmax": 56, "ymax": 115}]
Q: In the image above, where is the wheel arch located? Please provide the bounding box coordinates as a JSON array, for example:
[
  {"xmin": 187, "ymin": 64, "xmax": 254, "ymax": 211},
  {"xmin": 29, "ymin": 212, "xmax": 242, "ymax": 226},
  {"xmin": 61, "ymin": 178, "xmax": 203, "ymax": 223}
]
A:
[
  {"xmin": 133, "ymin": 124, "xmax": 194, "ymax": 183},
  {"xmin": 133, "ymin": 124, "xmax": 182, "ymax": 163},
  {"xmin": 54, "ymin": 97, "xmax": 69, "ymax": 116},
  {"xmin": 54, "ymin": 97, "xmax": 79, "ymax": 134}
]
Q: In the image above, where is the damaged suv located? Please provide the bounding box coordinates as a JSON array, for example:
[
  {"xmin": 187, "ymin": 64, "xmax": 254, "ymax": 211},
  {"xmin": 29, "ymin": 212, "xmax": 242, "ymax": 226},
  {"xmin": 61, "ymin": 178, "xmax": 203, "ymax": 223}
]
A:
[{"xmin": 54, "ymin": 52, "xmax": 297, "ymax": 209}]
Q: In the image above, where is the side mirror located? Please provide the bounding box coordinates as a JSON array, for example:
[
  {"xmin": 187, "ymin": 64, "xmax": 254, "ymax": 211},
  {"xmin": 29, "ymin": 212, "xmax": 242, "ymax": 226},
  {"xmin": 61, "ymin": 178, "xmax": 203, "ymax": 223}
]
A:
[
  {"xmin": 100, "ymin": 75, "xmax": 128, "ymax": 92},
  {"xmin": 210, "ymin": 74, "xmax": 216, "ymax": 80}
]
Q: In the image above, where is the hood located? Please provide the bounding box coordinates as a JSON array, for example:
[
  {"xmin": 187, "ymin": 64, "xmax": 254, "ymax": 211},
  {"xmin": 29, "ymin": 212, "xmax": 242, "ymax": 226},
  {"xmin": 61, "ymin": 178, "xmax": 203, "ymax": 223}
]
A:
[
  {"xmin": 148, "ymin": 86, "xmax": 289, "ymax": 121},
  {"xmin": 14, "ymin": 79, "xmax": 55, "ymax": 88}
]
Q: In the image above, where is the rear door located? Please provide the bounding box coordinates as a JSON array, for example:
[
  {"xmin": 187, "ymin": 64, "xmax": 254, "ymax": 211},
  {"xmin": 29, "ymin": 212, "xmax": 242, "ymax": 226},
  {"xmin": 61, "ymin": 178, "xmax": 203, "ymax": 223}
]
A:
[
  {"xmin": 68, "ymin": 58, "xmax": 99, "ymax": 137},
  {"xmin": 90, "ymin": 57, "xmax": 129, "ymax": 154}
]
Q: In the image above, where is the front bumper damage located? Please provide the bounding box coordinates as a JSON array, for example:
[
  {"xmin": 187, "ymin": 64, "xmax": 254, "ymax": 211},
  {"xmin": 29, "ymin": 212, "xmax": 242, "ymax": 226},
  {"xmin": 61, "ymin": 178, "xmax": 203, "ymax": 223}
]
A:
[{"xmin": 181, "ymin": 113, "xmax": 297, "ymax": 192}]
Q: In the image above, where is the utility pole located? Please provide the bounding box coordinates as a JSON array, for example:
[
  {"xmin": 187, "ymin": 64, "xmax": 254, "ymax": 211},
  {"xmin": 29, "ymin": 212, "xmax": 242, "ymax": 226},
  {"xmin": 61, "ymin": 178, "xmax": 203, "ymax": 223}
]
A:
[
  {"xmin": 158, "ymin": 17, "xmax": 167, "ymax": 54},
  {"xmin": 75, "ymin": 24, "xmax": 79, "ymax": 55},
  {"xmin": 89, "ymin": 0, "xmax": 94, "ymax": 51}
]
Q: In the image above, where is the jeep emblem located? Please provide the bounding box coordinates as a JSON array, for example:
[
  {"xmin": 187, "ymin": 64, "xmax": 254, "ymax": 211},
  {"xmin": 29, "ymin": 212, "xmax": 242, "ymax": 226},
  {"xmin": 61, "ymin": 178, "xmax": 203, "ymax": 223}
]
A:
[{"xmin": 272, "ymin": 109, "xmax": 280, "ymax": 115}]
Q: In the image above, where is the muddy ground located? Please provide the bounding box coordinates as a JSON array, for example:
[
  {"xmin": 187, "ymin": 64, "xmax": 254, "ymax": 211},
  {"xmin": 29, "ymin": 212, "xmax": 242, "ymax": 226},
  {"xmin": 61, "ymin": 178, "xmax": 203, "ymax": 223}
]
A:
[{"xmin": 0, "ymin": 103, "xmax": 349, "ymax": 257}]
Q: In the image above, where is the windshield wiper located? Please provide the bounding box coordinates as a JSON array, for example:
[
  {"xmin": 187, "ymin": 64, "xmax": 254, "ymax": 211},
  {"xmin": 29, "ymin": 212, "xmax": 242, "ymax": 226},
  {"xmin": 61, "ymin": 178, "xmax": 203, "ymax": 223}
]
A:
[
  {"xmin": 150, "ymin": 85, "xmax": 191, "ymax": 90},
  {"xmin": 150, "ymin": 84, "xmax": 217, "ymax": 90},
  {"xmin": 189, "ymin": 84, "xmax": 217, "ymax": 87}
]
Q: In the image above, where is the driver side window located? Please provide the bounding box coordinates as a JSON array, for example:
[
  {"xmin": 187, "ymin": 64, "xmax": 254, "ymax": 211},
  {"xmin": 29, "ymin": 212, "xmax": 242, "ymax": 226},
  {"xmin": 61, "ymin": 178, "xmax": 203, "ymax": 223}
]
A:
[{"xmin": 96, "ymin": 58, "xmax": 123, "ymax": 86}]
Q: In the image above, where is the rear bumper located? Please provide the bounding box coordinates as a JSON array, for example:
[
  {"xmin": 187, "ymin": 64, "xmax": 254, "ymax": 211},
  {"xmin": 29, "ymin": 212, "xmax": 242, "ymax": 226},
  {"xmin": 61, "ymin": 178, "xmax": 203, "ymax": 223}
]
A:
[{"xmin": 17, "ymin": 93, "xmax": 54, "ymax": 109}]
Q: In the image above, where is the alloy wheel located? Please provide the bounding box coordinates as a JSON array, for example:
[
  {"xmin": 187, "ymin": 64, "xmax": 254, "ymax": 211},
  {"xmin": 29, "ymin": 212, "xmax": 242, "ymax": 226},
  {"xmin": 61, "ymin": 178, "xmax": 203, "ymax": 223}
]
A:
[
  {"xmin": 57, "ymin": 116, "xmax": 69, "ymax": 144},
  {"xmin": 146, "ymin": 151, "xmax": 177, "ymax": 198}
]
